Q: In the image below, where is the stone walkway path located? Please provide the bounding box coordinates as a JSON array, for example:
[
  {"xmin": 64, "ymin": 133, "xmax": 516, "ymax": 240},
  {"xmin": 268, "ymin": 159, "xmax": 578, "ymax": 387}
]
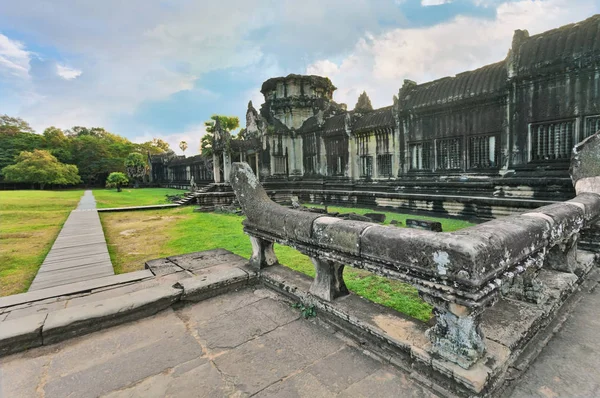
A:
[{"xmin": 28, "ymin": 190, "xmax": 114, "ymax": 291}]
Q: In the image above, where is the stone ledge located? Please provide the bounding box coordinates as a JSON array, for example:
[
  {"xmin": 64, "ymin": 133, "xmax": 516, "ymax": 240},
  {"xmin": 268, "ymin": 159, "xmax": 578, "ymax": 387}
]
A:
[{"xmin": 42, "ymin": 285, "xmax": 183, "ymax": 345}]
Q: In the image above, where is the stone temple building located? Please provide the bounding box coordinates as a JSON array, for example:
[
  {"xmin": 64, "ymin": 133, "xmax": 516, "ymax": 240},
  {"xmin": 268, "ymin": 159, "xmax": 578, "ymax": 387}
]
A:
[{"xmin": 150, "ymin": 14, "xmax": 600, "ymax": 215}]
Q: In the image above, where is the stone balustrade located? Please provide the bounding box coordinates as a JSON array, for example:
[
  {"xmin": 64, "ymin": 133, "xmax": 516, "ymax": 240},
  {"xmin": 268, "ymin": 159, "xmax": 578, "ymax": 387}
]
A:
[{"xmin": 229, "ymin": 160, "xmax": 600, "ymax": 369}]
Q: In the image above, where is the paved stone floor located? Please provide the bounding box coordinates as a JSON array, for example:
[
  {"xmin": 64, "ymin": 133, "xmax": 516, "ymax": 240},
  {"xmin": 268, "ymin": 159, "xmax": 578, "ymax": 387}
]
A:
[
  {"xmin": 28, "ymin": 190, "xmax": 114, "ymax": 291},
  {"xmin": 0, "ymin": 287, "xmax": 435, "ymax": 398},
  {"xmin": 508, "ymin": 280, "xmax": 600, "ymax": 398},
  {"xmin": 2, "ymin": 281, "xmax": 599, "ymax": 397}
]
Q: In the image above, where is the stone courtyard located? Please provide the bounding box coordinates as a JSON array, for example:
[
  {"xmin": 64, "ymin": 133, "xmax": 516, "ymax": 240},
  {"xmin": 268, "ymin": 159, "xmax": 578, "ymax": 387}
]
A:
[{"xmin": 2, "ymin": 274, "xmax": 600, "ymax": 398}]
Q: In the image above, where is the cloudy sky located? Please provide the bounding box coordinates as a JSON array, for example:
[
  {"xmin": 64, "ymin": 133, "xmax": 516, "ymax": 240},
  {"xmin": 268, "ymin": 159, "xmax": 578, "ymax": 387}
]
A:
[{"xmin": 1, "ymin": 0, "xmax": 599, "ymax": 154}]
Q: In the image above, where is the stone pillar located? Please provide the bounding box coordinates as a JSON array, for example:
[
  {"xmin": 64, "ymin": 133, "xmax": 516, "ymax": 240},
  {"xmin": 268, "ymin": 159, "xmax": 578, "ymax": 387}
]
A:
[
  {"xmin": 318, "ymin": 136, "xmax": 327, "ymax": 176},
  {"xmin": 348, "ymin": 137, "xmax": 357, "ymax": 179},
  {"xmin": 420, "ymin": 293, "xmax": 487, "ymax": 369},
  {"xmin": 249, "ymin": 236, "xmax": 278, "ymax": 270},
  {"xmin": 213, "ymin": 153, "xmax": 221, "ymax": 183},
  {"xmin": 223, "ymin": 153, "xmax": 231, "ymax": 183},
  {"xmin": 255, "ymin": 155, "xmax": 260, "ymax": 180},
  {"xmin": 309, "ymin": 257, "xmax": 349, "ymax": 301}
]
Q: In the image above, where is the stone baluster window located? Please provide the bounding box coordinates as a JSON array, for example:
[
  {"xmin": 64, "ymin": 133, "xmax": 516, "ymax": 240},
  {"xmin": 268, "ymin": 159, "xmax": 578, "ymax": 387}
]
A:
[
  {"xmin": 435, "ymin": 137, "xmax": 462, "ymax": 170},
  {"xmin": 584, "ymin": 115, "xmax": 600, "ymax": 138},
  {"xmin": 302, "ymin": 134, "xmax": 318, "ymax": 175},
  {"xmin": 469, "ymin": 134, "xmax": 499, "ymax": 169},
  {"xmin": 325, "ymin": 136, "xmax": 348, "ymax": 176},
  {"xmin": 529, "ymin": 120, "xmax": 574, "ymax": 161},
  {"xmin": 375, "ymin": 130, "xmax": 392, "ymax": 177},
  {"xmin": 357, "ymin": 134, "xmax": 372, "ymax": 178},
  {"xmin": 273, "ymin": 135, "xmax": 286, "ymax": 175},
  {"xmin": 408, "ymin": 141, "xmax": 432, "ymax": 170}
]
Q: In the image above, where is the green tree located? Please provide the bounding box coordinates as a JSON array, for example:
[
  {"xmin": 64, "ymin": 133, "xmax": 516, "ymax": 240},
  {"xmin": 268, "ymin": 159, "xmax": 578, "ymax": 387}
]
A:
[
  {"xmin": 204, "ymin": 115, "xmax": 240, "ymax": 134},
  {"xmin": 124, "ymin": 152, "xmax": 147, "ymax": 187},
  {"xmin": 179, "ymin": 140, "xmax": 188, "ymax": 155},
  {"xmin": 1, "ymin": 149, "xmax": 81, "ymax": 189},
  {"xmin": 201, "ymin": 115, "xmax": 240, "ymax": 157},
  {"xmin": 0, "ymin": 115, "xmax": 35, "ymax": 135},
  {"xmin": 200, "ymin": 134, "xmax": 213, "ymax": 157},
  {"xmin": 105, "ymin": 172, "xmax": 129, "ymax": 192}
]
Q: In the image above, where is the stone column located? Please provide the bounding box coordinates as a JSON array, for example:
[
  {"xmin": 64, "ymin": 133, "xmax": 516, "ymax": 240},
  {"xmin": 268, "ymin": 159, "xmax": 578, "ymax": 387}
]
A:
[
  {"xmin": 420, "ymin": 293, "xmax": 487, "ymax": 369},
  {"xmin": 309, "ymin": 257, "xmax": 349, "ymax": 301}
]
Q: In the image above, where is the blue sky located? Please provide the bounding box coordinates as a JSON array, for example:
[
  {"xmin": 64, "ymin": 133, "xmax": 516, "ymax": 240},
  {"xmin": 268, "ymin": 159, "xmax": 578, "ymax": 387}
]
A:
[{"xmin": 1, "ymin": 0, "xmax": 599, "ymax": 154}]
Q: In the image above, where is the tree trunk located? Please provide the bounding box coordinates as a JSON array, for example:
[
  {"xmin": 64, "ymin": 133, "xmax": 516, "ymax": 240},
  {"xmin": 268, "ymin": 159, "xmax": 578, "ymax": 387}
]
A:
[{"xmin": 117, "ymin": 184, "xmax": 122, "ymax": 192}]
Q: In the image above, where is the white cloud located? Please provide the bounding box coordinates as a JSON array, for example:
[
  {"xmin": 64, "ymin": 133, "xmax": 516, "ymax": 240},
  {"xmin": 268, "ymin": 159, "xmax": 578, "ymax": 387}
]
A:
[
  {"xmin": 132, "ymin": 123, "xmax": 209, "ymax": 156},
  {"xmin": 0, "ymin": 33, "xmax": 30, "ymax": 79},
  {"xmin": 307, "ymin": 60, "xmax": 340, "ymax": 77},
  {"xmin": 307, "ymin": 0, "xmax": 600, "ymax": 109},
  {"xmin": 55, "ymin": 64, "xmax": 82, "ymax": 80},
  {"xmin": 421, "ymin": 0, "xmax": 453, "ymax": 5}
]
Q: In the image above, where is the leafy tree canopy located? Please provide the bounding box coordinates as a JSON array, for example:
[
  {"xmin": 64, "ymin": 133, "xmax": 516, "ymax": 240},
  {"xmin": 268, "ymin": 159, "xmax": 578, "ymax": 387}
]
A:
[
  {"xmin": 124, "ymin": 152, "xmax": 147, "ymax": 180},
  {"xmin": 201, "ymin": 115, "xmax": 240, "ymax": 157},
  {"xmin": 204, "ymin": 115, "xmax": 240, "ymax": 134},
  {"xmin": 1, "ymin": 149, "xmax": 81, "ymax": 188},
  {"xmin": 0, "ymin": 115, "xmax": 35, "ymax": 135},
  {"xmin": 105, "ymin": 172, "xmax": 129, "ymax": 192}
]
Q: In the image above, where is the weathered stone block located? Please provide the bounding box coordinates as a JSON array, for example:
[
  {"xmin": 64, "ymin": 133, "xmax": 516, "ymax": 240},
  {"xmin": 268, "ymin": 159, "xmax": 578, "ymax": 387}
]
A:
[
  {"xmin": 567, "ymin": 193, "xmax": 600, "ymax": 221},
  {"xmin": 145, "ymin": 257, "xmax": 183, "ymax": 276},
  {"xmin": 283, "ymin": 210, "xmax": 324, "ymax": 242},
  {"xmin": 176, "ymin": 267, "xmax": 249, "ymax": 301},
  {"xmin": 312, "ymin": 217, "xmax": 372, "ymax": 256},
  {"xmin": 406, "ymin": 219, "xmax": 442, "ymax": 232},
  {"xmin": 534, "ymin": 202, "xmax": 585, "ymax": 239}
]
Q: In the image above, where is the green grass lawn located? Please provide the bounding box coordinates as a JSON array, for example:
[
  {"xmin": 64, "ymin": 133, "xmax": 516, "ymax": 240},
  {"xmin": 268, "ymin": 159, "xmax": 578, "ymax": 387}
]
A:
[
  {"xmin": 101, "ymin": 206, "xmax": 474, "ymax": 321},
  {"xmin": 0, "ymin": 190, "xmax": 84, "ymax": 296},
  {"xmin": 92, "ymin": 187, "xmax": 187, "ymax": 208}
]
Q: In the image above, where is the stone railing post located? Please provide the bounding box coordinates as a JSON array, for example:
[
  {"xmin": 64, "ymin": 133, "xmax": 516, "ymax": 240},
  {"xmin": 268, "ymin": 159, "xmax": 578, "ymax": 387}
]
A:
[
  {"xmin": 545, "ymin": 233, "xmax": 579, "ymax": 274},
  {"xmin": 309, "ymin": 257, "xmax": 349, "ymax": 301},
  {"xmin": 419, "ymin": 293, "xmax": 488, "ymax": 369},
  {"xmin": 249, "ymin": 236, "xmax": 278, "ymax": 270}
]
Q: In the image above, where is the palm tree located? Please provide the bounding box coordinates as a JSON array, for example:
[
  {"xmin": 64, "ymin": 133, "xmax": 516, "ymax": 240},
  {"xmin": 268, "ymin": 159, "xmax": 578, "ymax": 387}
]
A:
[{"xmin": 179, "ymin": 140, "xmax": 188, "ymax": 156}]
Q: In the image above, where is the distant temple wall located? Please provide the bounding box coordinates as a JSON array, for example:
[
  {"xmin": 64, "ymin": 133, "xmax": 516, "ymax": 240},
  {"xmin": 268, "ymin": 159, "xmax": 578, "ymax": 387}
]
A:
[{"xmin": 149, "ymin": 15, "xmax": 600, "ymax": 207}]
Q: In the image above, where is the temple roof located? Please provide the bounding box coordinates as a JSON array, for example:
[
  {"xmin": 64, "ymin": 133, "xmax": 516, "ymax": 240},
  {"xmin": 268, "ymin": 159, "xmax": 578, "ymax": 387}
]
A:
[
  {"xmin": 516, "ymin": 14, "xmax": 600, "ymax": 74},
  {"xmin": 353, "ymin": 106, "xmax": 394, "ymax": 133},
  {"xmin": 399, "ymin": 61, "xmax": 507, "ymax": 110},
  {"xmin": 168, "ymin": 154, "xmax": 208, "ymax": 166},
  {"xmin": 322, "ymin": 114, "xmax": 346, "ymax": 135}
]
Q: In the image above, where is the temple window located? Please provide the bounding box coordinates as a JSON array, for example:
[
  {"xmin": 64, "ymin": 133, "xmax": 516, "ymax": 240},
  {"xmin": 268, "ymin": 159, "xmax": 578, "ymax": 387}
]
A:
[
  {"xmin": 408, "ymin": 141, "xmax": 432, "ymax": 171},
  {"xmin": 435, "ymin": 137, "xmax": 462, "ymax": 170},
  {"xmin": 377, "ymin": 154, "xmax": 393, "ymax": 177},
  {"xmin": 469, "ymin": 134, "xmax": 499, "ymax": 169},
  {"xmin": 303, "ymin": 134, "xmax": 318, "ymax": 175},
  {"xmin": 584, "ymin": 115, "xmax": 600, "ymax": 138},
  {"xmin": 529, "ymin": 120, "xmax": 575, "ymax": 161}
]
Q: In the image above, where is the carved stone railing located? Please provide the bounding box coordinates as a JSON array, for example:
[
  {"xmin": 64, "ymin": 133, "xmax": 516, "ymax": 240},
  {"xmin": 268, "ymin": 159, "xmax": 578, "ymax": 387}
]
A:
[{"xmin": 230, "ymin": 158, "xmax": 600, "ymax": 369}]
